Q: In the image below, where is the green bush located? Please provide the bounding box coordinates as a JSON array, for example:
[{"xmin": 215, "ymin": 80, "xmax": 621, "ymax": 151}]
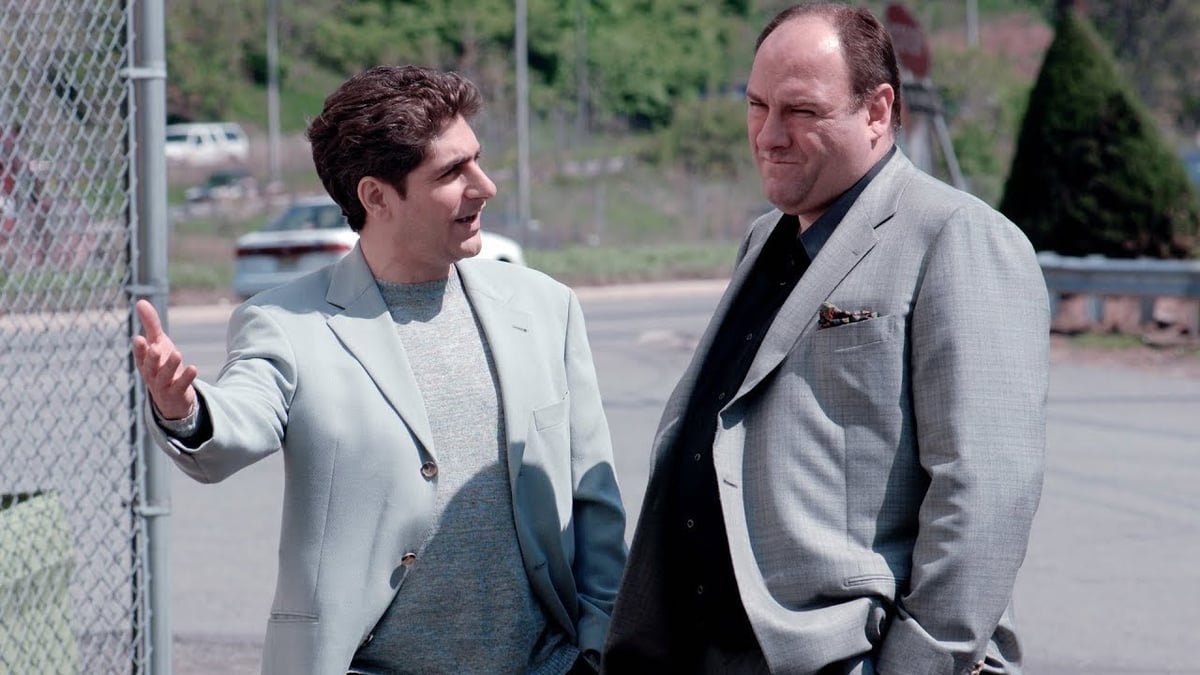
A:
[
  {"xmin": 999, "ymin": 8, "xmax": 1200, "ymax": 258},
  {"xmin": 648, "ymin": 98, "xmax": 749, "ymax": 178}
]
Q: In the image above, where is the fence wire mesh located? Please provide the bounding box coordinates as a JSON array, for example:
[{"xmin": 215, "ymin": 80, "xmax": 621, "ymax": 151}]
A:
[{"xmin": 1, "ymin": 1, "xmax": 149, "ymax": 673}]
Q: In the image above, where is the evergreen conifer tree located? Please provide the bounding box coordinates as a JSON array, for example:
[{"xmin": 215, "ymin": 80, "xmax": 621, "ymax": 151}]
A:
[{"xmin": 999, "ymin": 5, "xmax": 1199, "ymax": 258}]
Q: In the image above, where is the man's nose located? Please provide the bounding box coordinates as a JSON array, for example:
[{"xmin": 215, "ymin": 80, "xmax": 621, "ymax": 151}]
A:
[
  {"xmin": 467, "ymin": 167, "xmax": 497, "ymax": 200},
  {"xmin": 754, "ymin": 110, "xmax": 790, "ymax": 150}
]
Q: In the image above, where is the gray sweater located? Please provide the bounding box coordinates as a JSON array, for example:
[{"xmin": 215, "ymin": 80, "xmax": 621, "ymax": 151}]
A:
[{"xmin": 349, "ymin": 270, "xmax": 576, "ymax": 675}]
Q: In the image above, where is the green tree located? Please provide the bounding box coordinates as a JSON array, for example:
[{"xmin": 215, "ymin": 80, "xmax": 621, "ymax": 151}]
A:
[
  {"xmin": 649, "ymin": 98, "xmax": 748, "ymax": 177},
  {"xmin": 575, "ymin": 0, "xmax": 750, "ymax": 129},
  {"xmin": 165, "ymin": 0, "xmax": 757, "ymax": 133},
  {"xmin": 999, "ymin": 6, "xmax": 1199, "ymax": 258},
  {"xmin": 165, "ymin": 0, "xmax": 268, "ymax": 122}
]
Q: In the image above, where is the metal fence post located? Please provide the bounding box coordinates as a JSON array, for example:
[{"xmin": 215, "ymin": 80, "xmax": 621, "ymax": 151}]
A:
[{"xmin": 130, "ymin": 0, "xmax": 172, "ymax": 672}]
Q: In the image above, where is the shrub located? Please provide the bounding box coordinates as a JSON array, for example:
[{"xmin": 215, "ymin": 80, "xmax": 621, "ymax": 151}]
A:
[{"xmin": 999, "ymin": 7, "xmax": 1200, "ymax": 258}]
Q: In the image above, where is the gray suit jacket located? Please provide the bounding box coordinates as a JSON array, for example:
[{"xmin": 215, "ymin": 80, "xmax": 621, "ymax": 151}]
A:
[
  {"xmin": 150, "ymin": 247, "xmax": 627, "ymax": 674},
  {"xmin": 605, "ymin": 151, "xmax": 1048, "ymax": 674}
]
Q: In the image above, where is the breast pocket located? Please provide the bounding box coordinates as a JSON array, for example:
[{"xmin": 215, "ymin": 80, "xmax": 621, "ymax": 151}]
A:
[
  {"xmin": 807, "ymin": 314, "xmax": 904, "ymax": 425},
  {"xmin": 817, "ymin": 314, "xmax": 898, "ymax": 352}
]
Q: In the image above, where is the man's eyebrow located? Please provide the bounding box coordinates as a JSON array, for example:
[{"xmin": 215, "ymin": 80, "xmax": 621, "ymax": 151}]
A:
[{"xmin": 430, "ymin": 149, "xmax": 481, "ymax": 175}]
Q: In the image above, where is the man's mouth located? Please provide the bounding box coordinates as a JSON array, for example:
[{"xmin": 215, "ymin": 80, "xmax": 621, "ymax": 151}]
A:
[{"xmin": 454, "ymin": 203, "xmax": 486, "ymax": 224}]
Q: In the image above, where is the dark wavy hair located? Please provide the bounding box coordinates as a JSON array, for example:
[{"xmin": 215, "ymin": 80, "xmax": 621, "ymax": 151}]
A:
[
  {"xmin": 305, "ymin": 65, "xmax": 482, "ymax": 231},
  {"xmin": 756, "ymin": 2, "xmax": 903, "ymax": 132}
]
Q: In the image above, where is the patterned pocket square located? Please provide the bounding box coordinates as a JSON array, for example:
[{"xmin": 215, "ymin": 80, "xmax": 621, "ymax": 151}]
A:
[{"xmin": 818, "ymin": 301, "xmax": 878, "ymax": 329}]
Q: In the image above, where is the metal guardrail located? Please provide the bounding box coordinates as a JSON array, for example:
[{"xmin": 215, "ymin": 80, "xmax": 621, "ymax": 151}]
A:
[
  {"xmin": 1037, "ymin": 252, "xmax": 1200, "ymax": 333},
  {"xmin": 1038, "ymin": 252, "xmax": 1200, "ymax": 297}
]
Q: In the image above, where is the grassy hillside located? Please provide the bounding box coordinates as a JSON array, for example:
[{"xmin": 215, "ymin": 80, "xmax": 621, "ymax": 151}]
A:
[{"xmin": 165, "ymin": 0, "xmax": 1200, "ymax": 297}]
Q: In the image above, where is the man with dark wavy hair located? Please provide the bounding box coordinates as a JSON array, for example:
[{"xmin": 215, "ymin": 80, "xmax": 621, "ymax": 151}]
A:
[
  {"xmin": 134, "ymin": 65, "xmax": 625, "ymax": 675},
  {"xmin": 605, "ymin": 4, "xmax": 1048, "ymax": 673}
]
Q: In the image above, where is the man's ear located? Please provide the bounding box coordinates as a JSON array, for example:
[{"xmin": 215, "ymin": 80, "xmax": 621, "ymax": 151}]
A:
[
  {"xmin": 866, "ymin": 83, "xmax": 895, "ymax": 139},
  {"xmin": 356, "ymin": 176, "xmax": 392, "ymax": 223}
]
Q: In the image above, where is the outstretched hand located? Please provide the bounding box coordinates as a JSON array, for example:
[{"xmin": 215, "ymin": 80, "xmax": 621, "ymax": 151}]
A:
[{"xmin": 132, "ymin": 299, "xmax": 198, "ymax": 420}]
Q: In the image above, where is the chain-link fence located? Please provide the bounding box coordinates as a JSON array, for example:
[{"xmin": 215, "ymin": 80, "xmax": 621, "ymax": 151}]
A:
[{"xmin": 1, "ymin": 1, "xmax": 164, "ymax": 672}]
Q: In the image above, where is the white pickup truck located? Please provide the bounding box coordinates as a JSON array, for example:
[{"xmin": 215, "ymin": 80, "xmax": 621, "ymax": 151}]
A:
[{"xmin": 164, "ymin": 122, "xmax": 250, "ymax": 166}]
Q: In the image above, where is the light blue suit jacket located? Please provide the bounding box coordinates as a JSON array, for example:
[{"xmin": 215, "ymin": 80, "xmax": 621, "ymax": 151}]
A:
[
  {"xmin": 606, "ymin": 151, "xmax": 1048, "ymax": 674},
  {"xmin": 150, "ymin": 246, "xmax": 627, "ymax": 674}
]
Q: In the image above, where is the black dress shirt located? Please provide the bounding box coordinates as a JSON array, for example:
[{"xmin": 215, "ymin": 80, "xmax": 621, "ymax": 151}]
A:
[{"xmin": 665, "ymin": 146, "xmax": 896, "ymax": 656}]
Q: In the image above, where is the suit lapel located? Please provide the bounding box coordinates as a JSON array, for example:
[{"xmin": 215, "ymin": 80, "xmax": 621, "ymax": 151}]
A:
[
  {"xmin": 455, "ymin": 262, "xmax": 534, "ymax": 481},
  {"xmin": 732, "ymin": 155, "xmax": 912, "ymax": 404},
  {"xmin": 324, "ymin": 245, "xmax": 436, "ymax": 456},
  {"xmin": 732, "ymin": 217, "xmax": 879, "ymax": 402}
]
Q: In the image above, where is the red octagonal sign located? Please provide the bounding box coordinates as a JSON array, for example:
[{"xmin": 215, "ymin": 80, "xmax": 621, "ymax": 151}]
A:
[{"xmin": 885, "ymin": 3, "xmax": 931, "ymax": 79}]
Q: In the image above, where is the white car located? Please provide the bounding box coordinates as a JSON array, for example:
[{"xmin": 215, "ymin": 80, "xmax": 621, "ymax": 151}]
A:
[
  {"xmin": 165, "ymin": 122, "xmax": 250, "ymax": 166},
  {"xmin": 232, "ymin": 195, "xmax": 525, "ymax": 299}
]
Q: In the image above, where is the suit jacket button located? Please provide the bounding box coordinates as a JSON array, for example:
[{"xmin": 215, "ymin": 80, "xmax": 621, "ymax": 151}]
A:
[
  {"xmin": 420, "ymin": 461, "xmax": 438, "ymax": 479},
  {"xmin": 401, "ymin": 552, "xmax": 417, "ymax": 567}
]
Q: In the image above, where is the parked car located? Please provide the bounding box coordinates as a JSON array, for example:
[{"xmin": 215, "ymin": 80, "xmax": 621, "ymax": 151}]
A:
[
  {"xmin": 165, "ymin": 122, "xmax": 249, "ymax": 166},
  {"xmin": 185, "ymin": 168, "xmax": 258, "ymax": 203},
  {"xmin": 232, "ymin": 195, "xmax": 525, "ymax": 299}
]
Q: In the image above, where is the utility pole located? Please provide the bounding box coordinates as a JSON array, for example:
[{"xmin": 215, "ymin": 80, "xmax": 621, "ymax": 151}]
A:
[
  {"xmin": 515, "ymin": 0, "xmax": 532, "ymax": 240},
  {"xmin": 966, "ymin": 0, "xmax": 979, "ymax": 47},
  {"xmin": 266, "ymin": 0, "xmax": 282, "ymax": 191},
  {"xmin": 574, "ymin": 0, "xmax": 589, "ymax": 143}
]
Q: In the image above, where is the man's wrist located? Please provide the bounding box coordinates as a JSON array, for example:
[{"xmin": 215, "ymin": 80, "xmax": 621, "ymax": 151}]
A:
[
  {"xmin": 153, "ymin": 398, "xmax": 201, "ymax": 439},
  {"xmin": 153, "ymin": 396, "xmax": 196, "ymax": 421}
]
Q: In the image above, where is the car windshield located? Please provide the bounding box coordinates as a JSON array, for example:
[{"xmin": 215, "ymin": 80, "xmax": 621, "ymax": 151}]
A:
[{"xmin": 263, "ymin": 203, "xmax": 348, "ymax": 232}]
